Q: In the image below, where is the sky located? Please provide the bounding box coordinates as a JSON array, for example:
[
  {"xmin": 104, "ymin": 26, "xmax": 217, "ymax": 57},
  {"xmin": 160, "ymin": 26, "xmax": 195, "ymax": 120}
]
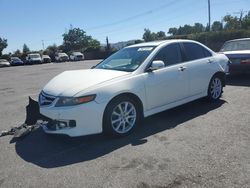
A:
[{"xmin": 0, "ymin": 0, "xmax": 249, "ymax": 53}]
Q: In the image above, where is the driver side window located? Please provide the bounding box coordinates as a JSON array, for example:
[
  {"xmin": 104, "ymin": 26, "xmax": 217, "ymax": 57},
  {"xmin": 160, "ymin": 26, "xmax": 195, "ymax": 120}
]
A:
[{"xmin": 154, "ymin": 43, "xmax": 182, "ymax": 66}]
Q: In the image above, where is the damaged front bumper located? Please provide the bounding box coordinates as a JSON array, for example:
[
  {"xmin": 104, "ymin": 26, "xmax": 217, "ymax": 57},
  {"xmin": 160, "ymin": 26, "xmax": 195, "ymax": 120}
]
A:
[{"xmin": 40, "ymin": 119, "xmax": 76, "ymax": 131}]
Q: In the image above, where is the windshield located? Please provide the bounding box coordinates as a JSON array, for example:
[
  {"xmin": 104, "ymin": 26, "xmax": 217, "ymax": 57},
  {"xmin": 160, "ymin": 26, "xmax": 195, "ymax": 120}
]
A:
[
  {"xmin": 73, "ymin": 52, "xmax": 82, "ymax": 55},
  {"xmin": 11, "ymin": 57, "xmax": 20, "ymax": 61},
  {"xmin": 29, "ymin": 54, "xmax": 40, "ymax": 58},
  {"xmin": 58, "ymin": 53, "xmax": 67, "ymax": 56},
  {"xmin": 95, "ymin": 46, "xmax": 155, "ymax": 72},
  {"xmin": 220, "ymin": 39, "xmax": 250, "ymax": 52}
]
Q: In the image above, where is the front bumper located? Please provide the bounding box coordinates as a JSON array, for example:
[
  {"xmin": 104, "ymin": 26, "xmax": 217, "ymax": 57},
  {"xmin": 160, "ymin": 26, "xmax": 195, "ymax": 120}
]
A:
[{"xmin": 39, "ymin": 101, "xmax": 106, "ymax": 137}]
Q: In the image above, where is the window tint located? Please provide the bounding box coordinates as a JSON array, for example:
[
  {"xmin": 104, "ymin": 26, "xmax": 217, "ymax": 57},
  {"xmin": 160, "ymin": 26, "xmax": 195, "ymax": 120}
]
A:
[
  {"xmin": 154, "ymin": 43, "xmax": 182, "ymax": 66},
  {"xmin": 183, "ymin": 43, "xmax": 211, "ymax": 61},
  {"xmin": 203, "ymin": 48, "xmax": 212, "ymax": 57}
]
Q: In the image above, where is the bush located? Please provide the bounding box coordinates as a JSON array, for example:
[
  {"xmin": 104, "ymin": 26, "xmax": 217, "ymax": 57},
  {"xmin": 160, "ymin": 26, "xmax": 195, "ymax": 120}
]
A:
[{"xmin": 167, "ymin": 30, "xmax": 250, "ymax": 51}]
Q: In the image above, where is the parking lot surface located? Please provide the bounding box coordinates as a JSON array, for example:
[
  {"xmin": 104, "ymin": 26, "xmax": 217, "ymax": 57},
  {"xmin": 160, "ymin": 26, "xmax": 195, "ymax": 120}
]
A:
[{"xmin": 0, "ymin": 60, "xmax": 249, "ymax": 188}]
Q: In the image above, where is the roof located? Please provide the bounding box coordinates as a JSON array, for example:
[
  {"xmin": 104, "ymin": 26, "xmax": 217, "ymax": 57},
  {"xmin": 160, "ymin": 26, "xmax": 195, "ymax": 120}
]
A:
[
  {"xmin": 226, "ymin": 38, "xmax": 250, "ymax": 43},
  {"xmin": 127, "ymin": 39, "xmax": 198, "ymax": 48}
]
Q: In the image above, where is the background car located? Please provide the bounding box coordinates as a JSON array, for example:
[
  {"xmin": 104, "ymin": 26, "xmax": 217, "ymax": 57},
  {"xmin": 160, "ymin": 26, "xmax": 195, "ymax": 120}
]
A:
[
  {"xmin": 26, "ymin": 53, "xmax": 42, "ymax": 65},
  {"xmin": 39, "ymin": 40, "xmax": 229, "ymax": 138},
  {"xmin": 55, "ymin": 53, "xmax": 69, "ymax": 62},
  {"xmin": 42, "ymin": 55, "xmax": 51, "ymax": 63},
  {"xmin": 220, "ymin": 38, "xmax": 250, "ymax": 74},
  {"xmin": 69, "ymin": 52, "xmax": 84, "ymax": 61},
  {"xmin": 0, "ymin": 59, "xmax": 10, "ymax": 67},
  {"xmin": 10, "ymin": 57, "xmax": 24, "ymax": 66}
]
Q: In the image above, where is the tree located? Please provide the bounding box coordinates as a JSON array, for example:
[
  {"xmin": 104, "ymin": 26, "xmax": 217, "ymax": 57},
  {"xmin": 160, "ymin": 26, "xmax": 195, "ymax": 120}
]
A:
[
  {"xmin": 22, "ymin": 44, "xmax": 30, "ymax": 54},
  {"xmin": 156, "ymin": 31, "xmax": 166, "ymax": 40},
  {"xmin": 143, "ymin": 29, "xmax": 156, "ymax": 42},
  {"xmin": 143, "ymin": 29, "xmax": 167, "ymax": 41},
  {"xmin": 193, "ymin": 23, "xmax": 205, "ymax": 33},
  {"xmin": 168, "ymin": 27, "xmax": 178, "ymax": 35},
  {"xmin": 62, "ymin": 27, "xmax": 100, "ymax": 52},
  {"xmin": 223, "ymin": 15, "xmax": 240, "ymax": 30},
  {"xmin": 105, "ymin": 36, "xmax": 111, "ymax": 52},
  {"xmin": 211, "ymin": 21, "xmax": 223, "ymax": 32},
  {"xmin": 13, "ymin": 49, "xmax": 22, "ymax": 58},
  {"xmin": 44, "ymin": 44, "xmax": 58, "ymax": 61},
  {"xmin": 242, "ymin": 11, "xmax": 250, "ymax": 29},
  {"xmin": 0, "ymin": 37, "xmax": 8, "ymax": 56}
]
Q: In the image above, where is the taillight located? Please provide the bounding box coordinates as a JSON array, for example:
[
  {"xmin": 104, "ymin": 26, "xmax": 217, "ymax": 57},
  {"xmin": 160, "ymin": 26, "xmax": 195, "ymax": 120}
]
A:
[{"xmin": 241, "ymin": 59, "xmax": 250, "ymax": 64}]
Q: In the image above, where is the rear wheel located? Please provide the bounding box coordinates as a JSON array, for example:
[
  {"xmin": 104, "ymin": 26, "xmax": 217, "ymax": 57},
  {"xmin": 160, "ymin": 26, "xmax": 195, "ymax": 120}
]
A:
[
  {"xmin": 103, "ymin": 97, "xmax": 140, "ymax": 137},
  {"xmin": 207, "ymin": 76, "xmax": 223, "ymax": 101}
]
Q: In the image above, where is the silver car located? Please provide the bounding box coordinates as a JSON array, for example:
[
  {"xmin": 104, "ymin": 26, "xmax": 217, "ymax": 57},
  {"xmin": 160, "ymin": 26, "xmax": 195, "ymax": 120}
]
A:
[
  {"xmin": 0, "ymin": 59, "xmax": 10, "ymax": 67},
  {"xmin": 220, "ymin": 38, "xmax": 250, "ymax": 74}
]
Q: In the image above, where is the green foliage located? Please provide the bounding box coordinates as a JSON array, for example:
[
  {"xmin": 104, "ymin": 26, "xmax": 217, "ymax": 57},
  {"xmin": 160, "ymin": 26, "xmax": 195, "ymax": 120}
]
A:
[
  {"xmin": 62, "ymin": 27, "xmax": 100, "ymax": 52},
  {"xmin": 167, "ymin": 30, "xmax": 250, "ymax": 51},
  {"xmin": 168, "ymin": 23, "xmax": 205, "ymax": 35},
  {"xmin": 211, "ymin": 21, "xmax": 223, "ymax": 32},
  {"xmin": 134, "ymin": 39, "xmax": 144, "ymax": 44},
  {"xmin": 242, "ymin": 11, "xmax": 250, "ymax": 29},
  {"xmin": 167, "ymin": 12, "xmax": 250, "ymax": 36},
  {"xmin": 13, "ymin": 49, "xmax": 22, "ymax": 58},
  {"xmin": 43, "ymin": 44, "xmax": 58, "ymax": 60},
  {"xmin": 143, "ymin": 29, "xmax": 166, "ymax": 42},
  {"xmin": 22, "ymin": 44, "xmax": 30, "ymax": 54},
  {"xmin": 0, "ymin": 37, "xmax": 8, "ymax": 56},
  {"xmin": 223, "ymin": 15, "xmax": 240, "ymax": 30}
]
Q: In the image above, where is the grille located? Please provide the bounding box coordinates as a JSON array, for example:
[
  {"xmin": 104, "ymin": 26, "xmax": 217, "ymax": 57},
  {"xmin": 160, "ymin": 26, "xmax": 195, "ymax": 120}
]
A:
[{"xmin": 39, "ymin": 91, "xmax": 56, "ymax": 106}]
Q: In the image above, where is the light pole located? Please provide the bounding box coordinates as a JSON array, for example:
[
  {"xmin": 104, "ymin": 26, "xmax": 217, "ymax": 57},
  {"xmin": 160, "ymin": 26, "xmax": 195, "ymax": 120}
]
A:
[{"xmin": 208, "ymin": 0, "xmax": 211, "ymax": 31}]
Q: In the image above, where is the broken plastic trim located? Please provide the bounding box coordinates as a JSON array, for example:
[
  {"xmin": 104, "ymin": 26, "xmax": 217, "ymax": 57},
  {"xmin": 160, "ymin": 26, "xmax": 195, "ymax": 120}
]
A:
[{"xmin": 0, "ymin": 97, "xmax": 49, "ymax": 138}]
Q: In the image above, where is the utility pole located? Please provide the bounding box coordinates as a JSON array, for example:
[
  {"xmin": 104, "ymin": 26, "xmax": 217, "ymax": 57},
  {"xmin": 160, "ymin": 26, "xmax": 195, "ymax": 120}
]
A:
[{"xmin": 208, "ymin": 0, "xmax": 211, "ymax": 31}]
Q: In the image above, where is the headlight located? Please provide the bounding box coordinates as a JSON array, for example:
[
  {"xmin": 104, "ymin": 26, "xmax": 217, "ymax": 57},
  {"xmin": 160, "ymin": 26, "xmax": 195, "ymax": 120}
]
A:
[{"xmin": 55, "ymin": 94, "xmax": 96, "ymax": 107}]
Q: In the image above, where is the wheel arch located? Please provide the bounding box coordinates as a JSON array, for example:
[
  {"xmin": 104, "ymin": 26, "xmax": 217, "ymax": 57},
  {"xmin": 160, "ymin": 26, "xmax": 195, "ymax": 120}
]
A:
[
  {"xmin": 102, "ymin": 92, "xmax": 144, "ymax": 128},
  {"xmin": 212, "ymin": 71, "xmax": 226, "ymax": 87}
]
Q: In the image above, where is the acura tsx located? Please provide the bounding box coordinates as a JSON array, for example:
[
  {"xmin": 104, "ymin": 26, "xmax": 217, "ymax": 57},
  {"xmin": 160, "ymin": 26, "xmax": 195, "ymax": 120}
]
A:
[{"xmin": 39, "ymin": 40, "xmax": 229, "ymax": 137}]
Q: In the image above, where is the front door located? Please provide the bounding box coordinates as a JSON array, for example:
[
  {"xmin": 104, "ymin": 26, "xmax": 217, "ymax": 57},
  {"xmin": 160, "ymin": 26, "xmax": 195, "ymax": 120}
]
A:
[{"xmin": 144, "ymin": 43, "xmax": 188, "ymax": 110}]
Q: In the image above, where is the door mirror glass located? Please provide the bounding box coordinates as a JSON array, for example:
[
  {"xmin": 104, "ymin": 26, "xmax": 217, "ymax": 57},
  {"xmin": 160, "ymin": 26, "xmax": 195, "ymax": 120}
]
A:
[{"xmin": 147, "ymin": 60, "xmax": 165, "ymax": 72}]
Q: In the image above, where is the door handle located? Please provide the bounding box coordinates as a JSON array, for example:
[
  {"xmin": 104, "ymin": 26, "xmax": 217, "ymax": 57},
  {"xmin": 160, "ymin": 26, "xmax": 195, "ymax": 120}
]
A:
[
  {"xmin": 178, "ymin": 66, "xmax": 187, "ymax": 71},
  {"xmin": 207, "ymin": 59, "xmax": 212, "ymax": 63}
]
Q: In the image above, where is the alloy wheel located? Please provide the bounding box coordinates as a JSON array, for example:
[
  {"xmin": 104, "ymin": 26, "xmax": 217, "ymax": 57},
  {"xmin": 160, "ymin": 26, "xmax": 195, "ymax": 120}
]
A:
[
  {"xmin": 210, "ymin": 77, "xmax": 222, "ymax": 99},
  {"xmin": 110, "ymin": 101, "xmax": 137, "ymax": 134}
]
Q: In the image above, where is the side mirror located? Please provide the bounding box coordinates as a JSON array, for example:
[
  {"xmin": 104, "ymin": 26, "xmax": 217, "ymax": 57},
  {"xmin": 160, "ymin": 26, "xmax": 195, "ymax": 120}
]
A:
[{"xmin": 147, "ymin": 60, "xmax": 165, "ymax": 72}]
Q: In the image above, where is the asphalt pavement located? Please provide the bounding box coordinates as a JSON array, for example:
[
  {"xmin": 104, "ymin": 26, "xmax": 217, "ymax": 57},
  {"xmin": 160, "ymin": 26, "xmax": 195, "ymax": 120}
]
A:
[{"xmin": 0, "ymin": 60, "xmax": 249, "ymax": 188}]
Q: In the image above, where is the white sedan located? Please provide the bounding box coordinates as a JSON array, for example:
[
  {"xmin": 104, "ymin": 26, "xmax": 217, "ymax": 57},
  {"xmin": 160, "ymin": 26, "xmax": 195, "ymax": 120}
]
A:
[{"xmin": 39, "ymin": 40, "xmax": 229, "ymax": 137}]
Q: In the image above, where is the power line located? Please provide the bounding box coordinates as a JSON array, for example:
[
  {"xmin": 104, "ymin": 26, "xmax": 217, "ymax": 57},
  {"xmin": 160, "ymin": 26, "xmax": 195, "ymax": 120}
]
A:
[{"xmin": 85, "ymin": 0, "xmax": 180, "ymax": 31}]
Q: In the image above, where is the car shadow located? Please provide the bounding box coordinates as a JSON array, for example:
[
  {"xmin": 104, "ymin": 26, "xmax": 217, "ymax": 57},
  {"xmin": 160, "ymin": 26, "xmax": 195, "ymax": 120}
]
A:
[
  {"xmin": 13, "ymin": 99, "xmax": 226, "ymax": 168},
  {"xmin": 227, "ymin": 74, "xmax": 250, "ymax": 87}
]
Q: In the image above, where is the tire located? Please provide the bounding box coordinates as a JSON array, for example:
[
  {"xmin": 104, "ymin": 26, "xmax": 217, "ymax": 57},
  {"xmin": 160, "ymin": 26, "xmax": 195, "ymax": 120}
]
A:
[
  {"xmin": 103, "ymin": 96, "xmax": 140, "ymax": 137},
  {"xmin": 207, "ymin": 75, "xmax": 223, "ymax": 101}
]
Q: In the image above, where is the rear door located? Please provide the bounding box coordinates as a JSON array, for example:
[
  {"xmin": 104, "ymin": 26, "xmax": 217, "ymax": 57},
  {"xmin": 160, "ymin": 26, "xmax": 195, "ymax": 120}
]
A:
[{"xmin": 181, "ymin": 42, "xmax": 215, "ymax": 96}]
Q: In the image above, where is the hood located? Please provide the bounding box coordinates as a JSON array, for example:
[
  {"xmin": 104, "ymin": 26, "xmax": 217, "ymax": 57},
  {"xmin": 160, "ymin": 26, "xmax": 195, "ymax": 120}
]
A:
[
  {"xmin": 42, "ymin": 69, "xmax": 130, "ymax": 97},
  {"xmin": 31, "ymin": 57, "xmax": 42, "ymax": 61}
]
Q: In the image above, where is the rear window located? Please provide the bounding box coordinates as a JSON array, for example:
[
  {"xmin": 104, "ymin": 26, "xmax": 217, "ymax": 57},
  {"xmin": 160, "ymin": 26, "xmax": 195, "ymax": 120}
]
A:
[
  {"xmin": 183, "ymin": 43, "xmax": 211, "ymax": 61},
  {"xmin": 220, "ymin": 40, "xmax": 250, "ymax": 51}
]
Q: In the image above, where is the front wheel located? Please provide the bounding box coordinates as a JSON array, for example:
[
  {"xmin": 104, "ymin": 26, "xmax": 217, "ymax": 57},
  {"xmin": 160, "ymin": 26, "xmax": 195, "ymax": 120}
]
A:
[
  {"xmin": 103, "ymin": 97, "xmax": 140, "ymax": 137},
  {"xmin": 207, "ymin": 76, "xmax": 223, "ymax": 101}
]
